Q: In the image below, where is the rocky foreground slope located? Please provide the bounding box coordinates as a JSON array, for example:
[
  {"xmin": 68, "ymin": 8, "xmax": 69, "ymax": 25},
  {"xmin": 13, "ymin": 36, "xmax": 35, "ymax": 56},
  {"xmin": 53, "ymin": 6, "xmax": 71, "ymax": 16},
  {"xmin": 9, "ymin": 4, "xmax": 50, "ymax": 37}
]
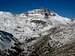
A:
[{"xmin": 0, "ymin": 9, "xmax": 75, "ymax": 56}]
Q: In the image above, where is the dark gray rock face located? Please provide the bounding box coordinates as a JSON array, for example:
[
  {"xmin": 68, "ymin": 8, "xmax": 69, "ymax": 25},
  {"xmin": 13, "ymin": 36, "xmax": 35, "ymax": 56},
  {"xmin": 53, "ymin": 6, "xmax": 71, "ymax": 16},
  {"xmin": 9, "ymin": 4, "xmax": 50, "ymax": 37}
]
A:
[
  {"xmin": 0, "ymin": 31, "xmax": 24, "ymax": 56},
  {"xmin": 0, "ymin": 30, "xmax": 15, "ymax": 49}
]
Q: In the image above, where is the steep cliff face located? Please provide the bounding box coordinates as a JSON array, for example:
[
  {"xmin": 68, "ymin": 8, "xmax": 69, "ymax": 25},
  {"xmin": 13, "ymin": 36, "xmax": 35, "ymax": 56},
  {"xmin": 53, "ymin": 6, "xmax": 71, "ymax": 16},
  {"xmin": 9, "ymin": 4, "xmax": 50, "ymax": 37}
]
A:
[{"xmin": 0, "ymin": 9, "xmax": 75, "ymax": 56}]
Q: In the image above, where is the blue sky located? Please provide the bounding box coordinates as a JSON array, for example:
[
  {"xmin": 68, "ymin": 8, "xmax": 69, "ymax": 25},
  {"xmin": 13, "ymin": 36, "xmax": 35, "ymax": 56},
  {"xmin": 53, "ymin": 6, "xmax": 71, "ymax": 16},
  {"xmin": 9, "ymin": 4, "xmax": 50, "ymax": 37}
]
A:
[{"xmin": 0, "ymin": 0, "xmax": 75, "ymax": 18}]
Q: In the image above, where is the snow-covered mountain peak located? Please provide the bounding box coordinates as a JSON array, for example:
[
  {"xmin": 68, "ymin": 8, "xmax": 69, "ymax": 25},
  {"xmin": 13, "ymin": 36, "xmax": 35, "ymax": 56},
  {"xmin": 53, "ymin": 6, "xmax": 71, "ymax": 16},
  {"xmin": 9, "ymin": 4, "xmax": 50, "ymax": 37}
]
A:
[
  {"xmin": 28, "ymin": 8, "xmax": 57, "ymax": 15},
  {"xmin": 19, "ymin": 9, "xmax": 71, "ymax": 25},
  {"xmin": 19, "ymin": 8, "xmax": 58, "ymax": 17},
  {"xmin": 0, "ymin": 9, "xmax": 72, "ymax": 43},
  {"xmin": 0, "ymin": 9, "xmax": 75, "ymax": 56}
]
